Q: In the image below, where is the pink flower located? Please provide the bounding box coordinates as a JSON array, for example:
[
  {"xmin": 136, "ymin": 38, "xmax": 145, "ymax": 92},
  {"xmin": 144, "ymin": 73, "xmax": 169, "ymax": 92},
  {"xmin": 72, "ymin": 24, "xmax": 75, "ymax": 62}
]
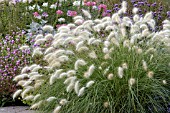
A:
[
  {"xmin": 67, "ymin": 10, "xmax": 77, "ymax": 17},
  {"xmin": 85, "ymin": 1, "xmax": 96, "ymax": 6},
  {"xmin": 56, "ymin": 24, "xmax": 67, "ymax": 28},
  {"xmin": 33, "ymin": 12, "xmax": 41, "ymax": 19},
  {"xmin": 102, "ymin": 12, "xmax": 111, "ymax": 17},
  {"xmin": 56, "ymin": 10, "xmax": 63, "ymax": 15},
  {"xmin": 98, "ymin": 4, "xmax": 107, "ymax": 11},
  {"xmin": 33, "ymin": 12, "xmax": 39, "ymax": 17}
]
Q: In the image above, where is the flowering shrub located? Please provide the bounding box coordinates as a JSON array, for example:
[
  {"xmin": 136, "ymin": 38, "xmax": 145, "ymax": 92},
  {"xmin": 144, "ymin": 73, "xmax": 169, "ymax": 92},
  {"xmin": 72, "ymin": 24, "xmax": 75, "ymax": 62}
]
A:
[
  {"xmin": 0, "ymin": 32, "xmax": 32, "ymax": 106},
  {"xmin": 13, "ymin": 1, "xmax": 170, "ymax": 113}
]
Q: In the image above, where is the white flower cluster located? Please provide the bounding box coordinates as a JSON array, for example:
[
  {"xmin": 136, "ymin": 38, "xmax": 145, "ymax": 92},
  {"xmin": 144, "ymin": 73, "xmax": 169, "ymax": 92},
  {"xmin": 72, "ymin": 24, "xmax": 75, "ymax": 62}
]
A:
[{"xmin": 13, "ymin": 1, "xmax": 170, "ymax": 112}]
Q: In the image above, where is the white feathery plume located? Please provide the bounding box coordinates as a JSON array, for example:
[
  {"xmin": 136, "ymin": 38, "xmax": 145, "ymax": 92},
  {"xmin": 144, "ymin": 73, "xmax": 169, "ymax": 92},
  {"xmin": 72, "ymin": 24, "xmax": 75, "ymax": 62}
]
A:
[
  {"xmin": 73, "ymin": 16, "xmax": 83, "ymax": 21},
  {"xmin": 24, "ymin": 95, "xmax": 34, "ymax": 101},
  {"xmin": 112, "ymin": 13, "xmax": 121, "ymax": 23},
  {"xmin": 33, "ymin": 94, "xmax": 41, "ymax": 101},
  {"xmin": 59, "ymin": 99, "xmax": 68, "ymax": 105},
  {"xmin": 104, "ymin": 53, "xmax": 111, "ymax": 60},
  {"xmin": 23, "ymin": 80, "xmax": 32, "ymax": 87},
  {"xmin": 78, "ymin": 87, "xmax": 85, "ymax": 97},
  {"xmin": 45, "ymin": 34, "xmax": 53, "ymax": 40},
  {"xmin": 142, "ymin": 29, "xmax": 150, "ymax": 37},
  {"xmin": 58, "ymin": 26, "xmax": 70, "ymax": 32},
  {"xmin": 123, "ymin": 40, "xmax": 130, "ymax": 48},
  {"xmin": 77, "ymin": 46, "xmax": 89, "ymax": 52},
  {"xmin": 54, "ymin": 69, "xmax": 63, "ymax": 78},
  {"xmin": 53, "ymin": 106, "xmax": 61, "ymax": 113},
  {"xmin": 111, "ymin": 38, "xmax": 120, "ymax": 46},
  {"xmin": 46, "ymin": 97, "xmax": 56, "ymax": 102},
  {"xmin": 52, "ymin": 39, "xmax": 64, "ymax": 47},
  {"xmin": 58, "ymin": 55, "xmax": 69, "ymax": 62},
  {"xmin": 21, "ymin": 86, "xmax": 34, "ymax": 98},
  {"xmin": 107, "ymin": 32, "xmax": 115, "ymax": 41},
  {"xmin": 44, "ymin": 47, "xmax": 55, "ymax": 55},
  {"xmin": 19, "ymin": 45, "xmax": 30, "ymax": 50},
  {"xmin": 13, "ymin": 89, "xmax": 22, "ymax": 99},
  {"xmin": 35, "ymin": 34, "xmax": 43, "ymax": 40},
  {"xmin": 29, "ymin": 64, "xmax": 38, "ymax": 70},
  {"xmin": 76, "ymin": 41, "xmax": 84, "ymax": 50},
  {"xmin": 84, "ymin": 65, "xmax": 95, "ymax": 78},
  {"xmin": 65, "ymin": 50, "xmax": 74, "ymax": 55},
  {"xmin": 86, "ymin": 81, "xmax": 95, "ymax": 88},
  {"xmin": 13, "ymin": 74, "xmax": 29, "ymax": 82},
  {"xmin": 105, "ymin": 26, "xmax": 115, "ymax": 31},
  {"xmin": 94, "ymin": 19, "xmax": 102, "ymax": 24},
  {"xmin": 54, "ymin": 49, "xmax": 66, "ymax": 57},
  {"xmin": 74, "ymin": 19, "xmax": 84, "ymax": 25},
  {"xmin": 32, "ymin": 49, "xmax": 43, "ymax": 57},
  {"xmin": 29, "ymin": 72, "xmax": 39, "ymax": 76},
  {"xmin": 63, "ymin": 37, "xmax": 74, "ymax": 45},
  {"xmin": 50, "ymin": 74, "xmax": 58, "ymax": 85},
  {"xmin": 30, "ymin": 74, "xmax": 43, "ymax": 81},
  {"xmin": 140, "ymin": 24, "xmax": 148, "ymax": 30},
  {"xmin": 162, "ymin": 80, "xmax": 167, "ymax": 84},
  {"xmin": 107, "ymin": 73, "xmax": 114, "ymax": 80},
  {"xmin": 88, "ymin": 51, "xmax": 97, "ymax": 59},
  {"xmin": 102, "ymin": 17, "xmax": 112, "ymax": 22},
  {"xmin": 103, "ymin": 47, "xmax": 109, "ymax": 53},
  {"xmin": 142, "ymin": 60, "xmax": 147, "ymax": 71},
  {"xmin": 74, "ymin": 81, "xmax": 79, "ymax": 94},
  {"xmin": 66, "ymin": 82, "xmax": 75, "ymax": 92},
  {"xmin": 34, "ymin": 38, "xmax": 46, "ymax": 45},
  {"xmin": 133, "ymin": 14, "xmax": 140, "ymax": 22},
  {"xmin": 147, "ymin": 19, "xmax": 155, "ymax": 30},
  {"xmin": 128, "ymin": 78, "xmax": 136, "ymax": 86},
  {"xmin": 42, "ymin": 25, "xmax": 53, "ymax": 32},
  {"xmin": 67, "ymin": 23, "xmax": 76, "ymax": 28},
  {"xmin": 104, "ymin": 41, "xmax": 110, "ymax": 47},
  {"xmin": 74, "ymin": 59, "xmax": 87, "ymax": 70},
  {"xmin": 162, "ymin": 19, "xmax": 170, "ymax": 24},
  {"xmin": 147, "ymin": 71, "xmax": 154, "ymax": 78},
  {"xmin": 64, "ymin": 76, "xmax": 77, "ymax": 85},
  {"xmin": 34, "ymin": 82, "xmax": 43, "ymax": 89},
  {"xmin": 88, "ymin": 38, "xmax": 96, "ymax": 45},
  {"xmin": 32, "ymin": 65, "xmax": 42, "ymax": 72},
  {"xmin": 118, "ymin": 67, "xmax": 124, "ymax": 78},
  {"xmin": 17, "ymin": 80, "xmax": 26, "ymax": 86},
  {"xmin": 82, "ymin": 9, "xmax": 91, "ymax": 19},
  {"xmin": 122, "ymin": 63, "xmax": 128, "ymax": 69},
  {"xmin": 21, "ymin": 66, "xmax": 29, "ymax": 74},
  {"xmin": 143, "ymin": 12, "xmax": 153, "ymax": 22},
  {"xmin": 59, "ymin": 72, "xmax": 67, "ymax": 78},
  {"xmin": 30, "ymin": 100, "xmax": 43, "ymax": 110},
  {"xmin": 132, "ymin": 7, "xmax": 138, "ymax": 14},
  {"xmin": 121, "ymin": 1, "xmax": 127, "ymax": 13},
  {"xmin": 67, "ymin": 70, "xmax": 76, "ymax": 77}
]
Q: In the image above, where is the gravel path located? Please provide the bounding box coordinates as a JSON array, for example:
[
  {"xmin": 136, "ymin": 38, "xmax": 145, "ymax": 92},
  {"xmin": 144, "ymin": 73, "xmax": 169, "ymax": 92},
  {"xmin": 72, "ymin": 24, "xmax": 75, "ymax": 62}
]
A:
[{"xmin": 0, "ymin": 106, "xmax": 35, "ymax": 113}]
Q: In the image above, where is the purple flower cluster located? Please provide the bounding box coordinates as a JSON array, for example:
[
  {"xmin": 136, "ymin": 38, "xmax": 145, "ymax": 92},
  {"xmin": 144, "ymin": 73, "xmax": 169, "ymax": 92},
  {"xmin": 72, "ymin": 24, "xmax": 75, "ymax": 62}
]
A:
[
  {"xmin": 112, "ymin": 0, "xmax": 170, "ymax": 31},
  {"xmin": 0, "ymin": 32, "xmax": 31, "ymax": 95}
]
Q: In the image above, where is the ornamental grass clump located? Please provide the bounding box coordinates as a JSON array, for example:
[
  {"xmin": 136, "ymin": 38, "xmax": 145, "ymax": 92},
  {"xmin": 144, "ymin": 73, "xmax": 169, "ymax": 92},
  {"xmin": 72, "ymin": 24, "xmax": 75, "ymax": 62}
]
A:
[{"xmin": 14, "ymin": 1, "xmax": 170, "ymax": 113}]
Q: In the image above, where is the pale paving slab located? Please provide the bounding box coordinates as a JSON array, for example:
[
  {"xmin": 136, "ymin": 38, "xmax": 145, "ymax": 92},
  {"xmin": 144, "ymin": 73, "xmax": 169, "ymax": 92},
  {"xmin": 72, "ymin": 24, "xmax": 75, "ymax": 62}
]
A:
[{"xmin": 0, "ymin": 106, "xmax": 35, "ymax": 113}]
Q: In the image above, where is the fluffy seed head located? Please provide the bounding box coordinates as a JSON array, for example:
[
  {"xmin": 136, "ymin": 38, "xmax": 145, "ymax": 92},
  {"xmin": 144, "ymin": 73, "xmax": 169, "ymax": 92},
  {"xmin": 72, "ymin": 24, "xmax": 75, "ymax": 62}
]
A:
[
  {"xmin": 118, "ymin": 67, "xmax": 124, "ymax": 78},
  {"xmin": 53, "ymin": 106, "xmax": 61, "ymax": 113},
  {"xmin": 107, "ymin": 73, "xmax": 114, "ymax": 80},
  {"xmin": 78, "ymin": 87, "xmax": 85, "ymax": 97},
  {"xmin": 86, "ymin": 81, "xmax": 95, "ymax": 88},
  {"xmin": 128, "ymin": 78, "xmax": 136, "ymax": 86},
  {"xmin": 147, "ymin": 71, "xmax": 154, "ymax": 78},
  {"xmin": 59, "ymin": 99, "xmax": 68, "ymax": 105}
]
